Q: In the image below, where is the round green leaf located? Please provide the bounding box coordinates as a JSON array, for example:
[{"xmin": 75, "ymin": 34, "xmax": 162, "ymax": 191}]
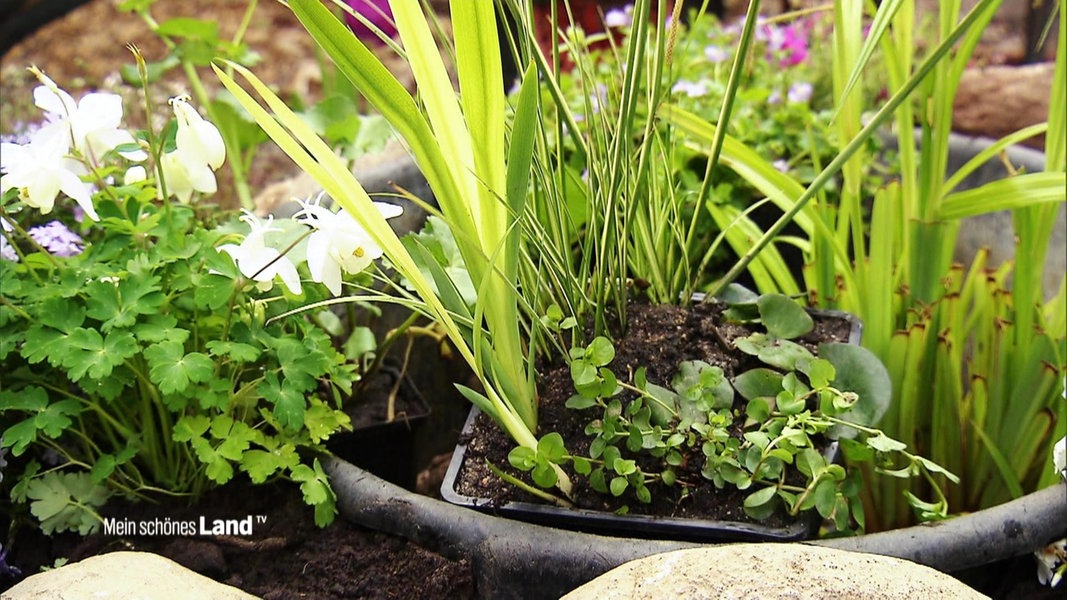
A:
[
  {"xmin": 818, "ymin": 343, "xmax": 892, "ymax": 437},
  {"xmin": 757, "ymin": 294, "xmax": 814, "ymax": 339},
  {"xmin": 587, "ymin": 336, "xmax": 615, "ymax": 366},
  {"xmin": 744, "ymin": 485, "xmax": 778, "ymax": 508},
  {"xmin": 733, "ymin": 368, "xmax": 784, "ymax": 402}
]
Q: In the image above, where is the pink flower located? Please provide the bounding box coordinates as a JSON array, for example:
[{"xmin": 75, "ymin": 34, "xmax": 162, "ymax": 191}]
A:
[{"xmin": 782, "ymin": 25, "xmax": 810, "ymax": 65}]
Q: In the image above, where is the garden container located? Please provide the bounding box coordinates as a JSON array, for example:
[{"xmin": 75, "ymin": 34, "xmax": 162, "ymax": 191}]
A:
[
  {"xmin": 326, "ymin": 367, "xmax": 432, "ymax": 490},
  {"xmin": 439, "ymin": 302, "xmax": 861, "ymax": 543}
]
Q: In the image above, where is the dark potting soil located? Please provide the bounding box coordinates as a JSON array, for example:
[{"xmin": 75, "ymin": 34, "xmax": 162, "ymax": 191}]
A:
[
  {"xmin": 343, "ymin": 367, "xmax": 430, "ymax": 431},
  {"xmin": 1, "ymin": 369, "xmax": 469, "ymax": 599},
  {"xmin": 453, "ymin": 300, "xmax": 853, "ymax": 529},
  {"xmin": 1, "ymin": 477, "xmax": 475, "ymax": 599}
]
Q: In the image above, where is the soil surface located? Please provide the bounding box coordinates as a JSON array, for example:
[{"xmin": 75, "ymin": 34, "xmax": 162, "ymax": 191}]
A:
[
  {"xmin": 452, "ymin": 300, "xmax": 853, "ymax": 537},
  {"xmin": 2, "ymin": 478, "xmax": 475, "ymax": 600}
]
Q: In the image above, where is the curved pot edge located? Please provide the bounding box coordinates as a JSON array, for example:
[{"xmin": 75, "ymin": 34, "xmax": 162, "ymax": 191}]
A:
[{"xmin": 324, "ymin": 455, "xmax": 1067, "ymax": 597}]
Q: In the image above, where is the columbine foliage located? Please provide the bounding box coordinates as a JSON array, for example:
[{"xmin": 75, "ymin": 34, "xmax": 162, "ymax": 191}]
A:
[
  {"xmin": 511, "ymin": 293, "xmax": 952, "ymax": 532},
  {"xmin": 0, "ymin": 67, "xmax": 393, "ymax": 533}
]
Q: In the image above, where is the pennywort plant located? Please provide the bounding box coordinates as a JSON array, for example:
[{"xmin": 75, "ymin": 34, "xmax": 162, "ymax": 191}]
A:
[
  {"xmin": 513, "ymin": 292, "xmax": 952, "ymax": 529},
  {"xmin": 0, "ymin": 64, "xmax": 387, "ymax": 533},
  {"xmin": 214, "ymin": 0, "xmax": 572, "ymax": 491}
]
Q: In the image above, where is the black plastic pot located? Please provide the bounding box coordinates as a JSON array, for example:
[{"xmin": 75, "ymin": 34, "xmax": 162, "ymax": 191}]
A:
[
  {"xmin": 440, "ymin": 303, "xmax": 860, "ymax": 543},
  {"xmin": 326, "ymin": 369, "xmax": 431, "ymax": 490},
  {"xmin": 442, "ymin": 407, "xmax": 840, "ymax": 543},
  {"xmin": 326, "ymin": 456, "xmax": 1067, "ymax": 599}
]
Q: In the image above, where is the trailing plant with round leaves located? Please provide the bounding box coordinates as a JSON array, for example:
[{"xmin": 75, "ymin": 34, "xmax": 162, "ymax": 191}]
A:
[{"xmin": 508, "ymin": 293, "xmax": 955, "ymax": 533}]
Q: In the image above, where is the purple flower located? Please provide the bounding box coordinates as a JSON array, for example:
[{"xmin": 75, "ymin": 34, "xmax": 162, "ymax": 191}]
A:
[
  {"xmin": 344, "ymin": 0, "xmax": 396, "ymax": 45},
  {"xmin": 1, "ymin": 541, "xmax": 23, "ymax": 579},
  {"xmin": 0, "ymin": 120, "xmax": 44, "ymax": 145},
  {"xmin": 772, "ymin": 159, "xmax": 789, "ymax": 173},
  {"xmin": 788, "ymin": 82, "xmax": 813, "ymax": 104},
  {"xmin": 28, "ymin": 220, "xmax": 83, "ymax": 257},
  {"xmin": 588, "ymin": 83, "xmax": 608, "ymax": 114},
  {"xmin": 0, "ymin": 235, "xmax": 17, "ymax": 262},
  {"xmin": 704, "ymin": 45, "xmax": 729, "ymax": 64},
  {"xmin": 767, "ymin": 89, "xmax": 782, "ymax": 105}
]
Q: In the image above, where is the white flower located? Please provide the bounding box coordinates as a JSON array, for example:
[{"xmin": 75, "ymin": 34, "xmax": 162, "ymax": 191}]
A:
[
  {"xmin": 30, "ymin": 67, "xmax": 145, "ymax": 163},
  {"xmin": 773, "ymin": 159, "xmax": 790, "ymax": 173},
  {"xmin": 1036, "ymin": 539, "xmax": 1066, "ymax": 587},
  {"xmin": 218, "ymin": 211, "xmax": 302, "ymax": 295},
  {"xmin": 160, "ymin": 95, "xmax": 225, "ymax": 202},
  {"xmin": 1054, "ymin": 435, "xmax": 1066, "ymax": 481},
  {"xmin": 671, "ymin": 79, "xmax": 709, "ymax": 98},
  {"xmin": 294, "ymin": 194, "xmax": 402, "ymax": 296},
  {"xmin": 604, "ymin": 5, "xmax": 633, "ymax": 28},
  {"xmin": 0, "ymin": 127, "xmax": 97, "ymax": 220},
  {"xmin": 124, "ymin": 165, "xmax": 147, "ymax": 185}
]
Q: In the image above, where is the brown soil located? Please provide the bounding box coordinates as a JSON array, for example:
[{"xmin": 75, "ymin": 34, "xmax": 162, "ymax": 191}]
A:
[
  {"xmin": 452, "ymin": 301, "xmax": 853, "ymax": 533},
  {"xmin": 2, "ymin": 478, "xmax": 475, "ymax": 600}
]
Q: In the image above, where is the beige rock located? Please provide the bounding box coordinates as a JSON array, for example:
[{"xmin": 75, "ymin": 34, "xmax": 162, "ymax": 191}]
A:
[
  {"xmin": 953, "ymin": 63, "xmax": 1054, "ymax": 148},
  {"xmin": 563, "ymin": 544, "xmax": 989, "ymax": 600},
  {"xmin": 1, "ymin": 551, "xmax": 259, "ymax": 600}
]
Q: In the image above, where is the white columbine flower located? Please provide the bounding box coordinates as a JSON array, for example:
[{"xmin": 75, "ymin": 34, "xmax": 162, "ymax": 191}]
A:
[
  {"xmin": 124, "ymin": 165, "xmax": 147, "ymax": 185},
  {"xmin": 0, "ymin": 126, "xmax": 97, "ymax": 220},
  {"xmin": 294, "ymin": 194, "xmax": 402, "ymax": 296},
  {"xmin": 219, "ymin": 211, "xmax": 302, "ymax": 295},
  {"xmin": 160, "ymin": 95, "xmax": 225, "ymax": 203},
  {"xmin": 30, "ymin": 67, "xmax": 146, "ymax": 163}
]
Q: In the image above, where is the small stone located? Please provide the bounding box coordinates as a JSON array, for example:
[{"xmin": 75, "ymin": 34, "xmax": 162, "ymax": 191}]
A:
[
  {"xmin": 1, "ymin": 551, "xmax": 259, "ymax": 600},
  {"xmin": 562, "ymin": 544, "xmax": 989, "ymax": 600}
]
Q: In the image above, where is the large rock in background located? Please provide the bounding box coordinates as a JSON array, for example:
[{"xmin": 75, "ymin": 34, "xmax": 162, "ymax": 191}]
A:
[
  {"xmin": 0, "ymin": 551, "xmax": 259, "ymax": 600},
  {"xmin": 954, "ymin": 63, "xmax": 1055, "ymax": 150}
]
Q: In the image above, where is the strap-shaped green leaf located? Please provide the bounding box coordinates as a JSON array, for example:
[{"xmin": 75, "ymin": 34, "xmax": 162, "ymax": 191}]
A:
[
  {"xmin": 937, "ymin": 172, "xmax": 1066, "ymax": 219},
  {"xmin": 286, "ymin": 0, "xmax": 471, "ymax": 239}
]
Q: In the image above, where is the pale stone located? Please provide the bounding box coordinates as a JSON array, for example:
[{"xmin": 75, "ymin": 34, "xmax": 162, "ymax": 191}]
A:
[
  {"xmin": 1, "ymin": 551, "xmax": 259, "ymax": 600},
  {"xmin": 954, "ymin": 63, "xmax": 1055, "ymax": 147},
  {"xmin": 562, "ymin": 544, "xmax": 989, "ymax": 600}
]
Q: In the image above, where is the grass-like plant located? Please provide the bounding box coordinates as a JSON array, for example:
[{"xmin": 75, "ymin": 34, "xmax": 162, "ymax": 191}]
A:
[
  {"xmin": 216, "ymin": 0, "xmax": 959, "ymax": 526},
  {"xmin": 666, "ymin": 0, "xmax": 1065, "ymax": 529},
  {"xmin": 214, "ymin": 0, "xmax": 570, "ymax": 490}
]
